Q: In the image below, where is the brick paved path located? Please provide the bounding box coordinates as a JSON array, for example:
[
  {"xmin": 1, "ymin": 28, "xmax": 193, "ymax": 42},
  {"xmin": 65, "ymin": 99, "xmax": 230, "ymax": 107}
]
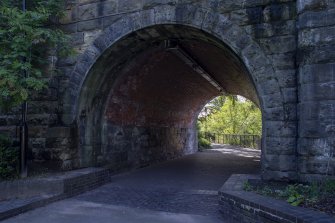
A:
[{"xmin": 4, "ymin": 145, "xmax": 260, "ymax": 223}]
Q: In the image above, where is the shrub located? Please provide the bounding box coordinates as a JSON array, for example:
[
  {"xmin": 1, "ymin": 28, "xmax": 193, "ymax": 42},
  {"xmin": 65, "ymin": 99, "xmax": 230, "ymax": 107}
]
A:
[
  {"xmin": 198, "ymin": 137, "xmax": 211, "ymax": 149},
  {"xmin": 0, "ymin": 134, "xmax": 18, "ymax": 180}
]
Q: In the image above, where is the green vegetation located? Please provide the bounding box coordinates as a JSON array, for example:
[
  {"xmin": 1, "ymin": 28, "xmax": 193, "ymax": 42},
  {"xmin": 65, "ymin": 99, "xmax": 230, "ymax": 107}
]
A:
[
  {"xmin": 244, "ymin": 180, "xmax": 335, "ymax": 215},
  {"xmin": 198, "ymin": 95, "xmax": 262, "ymax": 135},
  {"xmin": 0, "ymin": 135, "xmax": 18, "ymax": 180},
  {"xmin": 0, "ymin": 0, "xmax": 69, "ymax": 109},
  {"xmin": 0, "ymin": 0, "xmax": 69, "ymax": 179},
  {"xmin": 197, "ymin": 125, "xmax": 212, "ymax": 150},
  {"xmin": 198, "ymin": 137, "xmax": 211, "ymax": 149}
]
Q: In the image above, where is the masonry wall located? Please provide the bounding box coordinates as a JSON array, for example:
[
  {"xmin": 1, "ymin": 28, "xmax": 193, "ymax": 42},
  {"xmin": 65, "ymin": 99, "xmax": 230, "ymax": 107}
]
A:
[
  {"xmin": 2, "ymin": 0, "xmax": 334, "ymax": 182},
  {"xmin": 297, "ymin": 0, "xmax": 335, "ymax": 181},
  {"xmin": 99, "ymin": 124, "xmax": 197, "ymax": 170},
  {"xmin": 58, "ymin": 0, "xmax": 299, "ymax": 179},
  {"xmin": 0, "ymin": 0, "xmax": 299, "ymax": 178}
]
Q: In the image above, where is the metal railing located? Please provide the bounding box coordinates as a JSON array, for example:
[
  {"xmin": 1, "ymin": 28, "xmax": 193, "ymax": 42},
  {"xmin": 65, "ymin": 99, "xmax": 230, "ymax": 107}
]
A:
[{"xmin": 200, "ymin": 132, "xmax": 261, "ymax": 149}]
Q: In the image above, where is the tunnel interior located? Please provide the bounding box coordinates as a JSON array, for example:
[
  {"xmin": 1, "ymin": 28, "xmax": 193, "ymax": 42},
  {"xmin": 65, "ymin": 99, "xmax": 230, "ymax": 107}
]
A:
[{"xmin": 77, "ymin": 25, "xmax": 260, "ymax": 170}]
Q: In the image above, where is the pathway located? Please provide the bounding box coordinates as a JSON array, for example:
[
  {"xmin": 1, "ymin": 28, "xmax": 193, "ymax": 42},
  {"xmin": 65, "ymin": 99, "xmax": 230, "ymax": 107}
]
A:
[{"xmin": 3, "ymin": 145, "xmax": 260, "ymax": 223}]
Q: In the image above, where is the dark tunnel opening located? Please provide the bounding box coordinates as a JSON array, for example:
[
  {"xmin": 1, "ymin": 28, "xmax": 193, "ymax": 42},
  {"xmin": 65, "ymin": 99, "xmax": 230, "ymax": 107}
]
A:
[{"xmin": 76, "ymin": 25, "xmax": 261, "ymax": 171}]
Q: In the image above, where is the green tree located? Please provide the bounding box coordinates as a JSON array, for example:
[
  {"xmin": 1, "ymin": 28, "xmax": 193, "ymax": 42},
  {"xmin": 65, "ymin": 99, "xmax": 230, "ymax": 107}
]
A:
[
  {"xmin": 198, "ymin": 96, "xmax": 262, "ymax": 135},
  {"xmin": 0, "ymin": 0, "xmax": 68, "ymax": 109}
]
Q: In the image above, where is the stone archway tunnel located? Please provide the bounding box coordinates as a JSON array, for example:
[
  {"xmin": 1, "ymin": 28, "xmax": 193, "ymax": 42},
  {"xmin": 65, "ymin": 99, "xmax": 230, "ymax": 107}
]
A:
[
  {"xmin": 1, "ymin": 0, "xmax": 331, "ymax": 183},
  {"xmin": 76, "ymin": 25, "xmax": 259, "ymax": 171}
]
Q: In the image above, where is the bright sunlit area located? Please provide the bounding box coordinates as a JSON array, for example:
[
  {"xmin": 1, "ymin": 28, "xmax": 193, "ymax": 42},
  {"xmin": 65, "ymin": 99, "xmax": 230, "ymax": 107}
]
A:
[{"xmin": 197, "ymin": 95, "xmax": 262, "ymax": 151}]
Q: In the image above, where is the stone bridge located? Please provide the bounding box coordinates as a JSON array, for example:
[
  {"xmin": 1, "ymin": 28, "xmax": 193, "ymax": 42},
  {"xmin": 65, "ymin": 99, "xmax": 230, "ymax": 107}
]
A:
[{"xmin": 2, "ymin": 0, "xmax": 334, "ymax": 182}]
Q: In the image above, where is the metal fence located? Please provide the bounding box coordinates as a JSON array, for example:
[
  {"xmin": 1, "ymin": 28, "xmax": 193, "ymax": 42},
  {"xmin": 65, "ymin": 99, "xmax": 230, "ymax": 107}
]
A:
[{"xmin": 200, "ymin": 132, "xmax": 261, "ymax": 149}]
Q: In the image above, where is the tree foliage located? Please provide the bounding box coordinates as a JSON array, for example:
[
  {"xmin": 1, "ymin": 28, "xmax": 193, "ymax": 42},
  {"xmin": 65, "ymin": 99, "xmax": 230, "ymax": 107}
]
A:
[
  {"xmin": 198, "ymin": 95, "xmax": 262, "ymax": 135},
  {"xmin": 0, "ymin": 134, "xmax": 18, "ymax": 179},
  {"xmin": 0, "ymin": 0, "xmax": 68, "ymax": 109}
]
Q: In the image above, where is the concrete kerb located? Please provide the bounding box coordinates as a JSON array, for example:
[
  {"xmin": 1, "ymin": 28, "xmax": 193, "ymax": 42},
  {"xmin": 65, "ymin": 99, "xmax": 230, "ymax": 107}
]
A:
[
  {"xmin": 0, "ymin": 167, "xmax": 111, "ymax": 221},
  {"xmin": 219, "ymin": 174, "xmax": 335, "ymax": 223}
]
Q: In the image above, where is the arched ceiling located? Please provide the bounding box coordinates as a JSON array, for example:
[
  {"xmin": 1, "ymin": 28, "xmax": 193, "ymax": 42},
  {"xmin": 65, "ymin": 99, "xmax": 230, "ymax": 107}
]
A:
[{"xmin": 79, "ymin": 25, "xmax": 259, "ymax": 128}]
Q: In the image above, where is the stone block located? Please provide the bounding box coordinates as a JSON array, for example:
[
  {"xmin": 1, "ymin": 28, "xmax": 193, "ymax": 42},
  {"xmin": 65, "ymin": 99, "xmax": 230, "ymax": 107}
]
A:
[
  {"xmin": 59, "ymin": 7, "xmax": 77, "ymax": 24},
  {"xmin": 28, "ymin": 101, "xmax": 58, "ymax": 114},
  {"xmin": 299, "ymin": 26, "xmax": 335, "ymax": 48},
  {"xmin": 78, "ymin": 3, "xmax": 99, "ymax": 20},
  {"xmin": 61, "ymin": 23, "xmax": 78, "ymax": 33},
  {"xmin": 46, "ymin": 127, "xmax": 73, "ymax": 138},
  {"xmin": 262, "ymin": 154, "xmax": 297, "ymax": 172},
  {"xmin": 261, "ymin": 92, "xmax": 283, "ymax": 108},
  {"xmin": 297, "ymin": 45, "xmax": 335, "ymax": 65},
  {"xmin": 275, "ymin": 69, "xmax": 296, "ymax": 88},
  {"xmin": 298, "ymin": 101, "xmax": 335, "ymax": 121},
  {"xmin": 154, "ymin": 5, "xmax": 177, "ymax": 24},
  {"xmin": 250, "ymin": 20, "xmax": 295, "ymax": 38},
  {"xmin": 298, "ymin": 8, "xmax": 335, "ymax": 28},
  {"xmin": 297, "ymin": 0, "xmax": 333, "ymax": 14},
  {"xmin": 143, "ymin": 0, "xmax": 177, "ymax": 10},
  {"xmin": 77, "ymin": 18, "xmax": 102, "ymax": 31},
  {"xmin": 259, "ymin": 35, "xmax": 296, "ymax": 54},
  {"xmin": 45, "ymin": 137, "xmax": 73, "ymax": 149},
  {"xmin": 299, "ymin": 63, "xmax": 335, "ymax": 84},
  {"xmin": 300, "ymin": 83, "xmax": 335, "ymax": 101},
  {"xmin": 28, "ymin": 126, "xmax": 47, "ymax": 138},
  {"xmin": 69, "ymin": 32, "xmax": 85, "ymax": 46},
  {"xmin": 30, "ymin": 138, "xmax": 46, "ymax": 150},
  {"xmin": 282, "ymin": 87, "xmax": 297, "ymax": 103},
  {"xmin": 298, "ymin": 120, "xmax": 327, "ymax": 138},
  {"xmin": 264, "ymin": 136, "xmax": 296, "ymax": 155},
  {"xmin": 218, "ymin": 0, "xmax": 269, "ymax": 13},
  {"xmin": 270, "ymin": 52, "xmax": 295, "ymax": 69},
  {"xmin": 263, "ymin": 2, "xmax": 296, "ymax": 22},
  {"xmin": 27, "ymin": 114, "xmax": 58, "ymax": 126},
  {"xmin": 230, "ymin": 7, "xmax": 263, "ymax": 25},
  {"xmin": 79, "ymin": 0, "xmax": 101, "ymax": 5},
  {"xmin": 118, "ymin": 0, "xmax": 142, "ymax": 13},
  {"xmin": 298, "ymin": 137, "xmax": 333, "ymax": 156},
  {"xmin": 264, "ymin": 120, "xmax": 297, "ymax": 137},
  {"xmin": 262, "ymin": 170, "xmax": 297, "ymax": 181},
  {"xmin": 100, "ymin": 0, "xmax": 118, "ymax": 15},
  {"xmin": 103, "ymin": 14, "xmax": 122, "ymax": 28},
  {"xmin": 264, "ymin": 103, "xmax": 297, "ymax": 121},
  {"xmin": 298, "ymin": 156, "xmax": 334, "ymax": 175}
]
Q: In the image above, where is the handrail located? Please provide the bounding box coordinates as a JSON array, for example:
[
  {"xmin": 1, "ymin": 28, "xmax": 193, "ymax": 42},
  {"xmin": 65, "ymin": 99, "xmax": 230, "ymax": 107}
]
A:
[{"xmin": 200, "ymin": 132, "xmax": 261, "ymax": 149}]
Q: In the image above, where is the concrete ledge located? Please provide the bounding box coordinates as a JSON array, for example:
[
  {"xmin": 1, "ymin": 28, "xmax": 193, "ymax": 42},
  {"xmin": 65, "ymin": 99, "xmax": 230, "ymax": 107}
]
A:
[
  {"xmin": 219, "ymin": 174, "xmax": 335, "ymax": 223},
  {"xmin": 0, "ymin": 167, "xmax": 111, "ymax": 221}
]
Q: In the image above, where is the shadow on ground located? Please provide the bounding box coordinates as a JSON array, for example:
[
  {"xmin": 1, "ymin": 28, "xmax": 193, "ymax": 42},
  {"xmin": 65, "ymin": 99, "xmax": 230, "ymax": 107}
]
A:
[{"xmin": 3, "ymin": 145, "xmax": 260, "ymax": 223}]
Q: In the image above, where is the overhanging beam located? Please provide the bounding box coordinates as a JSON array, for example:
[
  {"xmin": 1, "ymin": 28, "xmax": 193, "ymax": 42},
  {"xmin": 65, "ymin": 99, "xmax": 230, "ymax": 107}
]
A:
[{"xmin": 164, "ymin": 40, "xmax": 225, "ymax": 93}]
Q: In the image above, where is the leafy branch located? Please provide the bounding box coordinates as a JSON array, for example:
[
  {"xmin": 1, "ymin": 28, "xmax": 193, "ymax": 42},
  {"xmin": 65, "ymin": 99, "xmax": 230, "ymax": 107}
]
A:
[{"xmin": 0, "ymin": 0, "xmax": 70, "ymax": 109}]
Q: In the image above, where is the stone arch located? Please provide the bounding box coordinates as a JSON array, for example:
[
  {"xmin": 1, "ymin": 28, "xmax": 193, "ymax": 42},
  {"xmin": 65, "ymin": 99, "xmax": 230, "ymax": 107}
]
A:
[
  {"xmin": 64, "ymin": 5, "xmax": 284, "ymax": 122},
  {"xmin": 62, "ymin": 5, "xmax": 291, "ymax": 180}
]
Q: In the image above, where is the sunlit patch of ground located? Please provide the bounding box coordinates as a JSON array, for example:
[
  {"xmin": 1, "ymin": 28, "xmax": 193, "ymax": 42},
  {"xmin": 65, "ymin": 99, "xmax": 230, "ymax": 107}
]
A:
[{"xmin": 210, "ymin": 144, "xmax": 260, "ymax": 160}]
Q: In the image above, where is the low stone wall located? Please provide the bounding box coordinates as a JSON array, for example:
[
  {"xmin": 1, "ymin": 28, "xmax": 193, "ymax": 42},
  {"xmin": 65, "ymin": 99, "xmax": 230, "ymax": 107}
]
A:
[
  {"xmin": 219, "ymin": 174, "xmax": 335, "ymax": 223},
  {"xmin": 0, "ymin": 167, "xmax": 111, "ymax": 221}
]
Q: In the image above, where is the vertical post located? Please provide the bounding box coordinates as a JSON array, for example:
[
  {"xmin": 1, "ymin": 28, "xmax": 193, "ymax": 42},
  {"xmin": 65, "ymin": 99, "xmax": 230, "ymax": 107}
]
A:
[
  {"xmin": 252, "ymin": 135, "xmax": 255, "ymax": 148},
  {"xmin": 20, "ymin": 0, "xmax": 28, "ymax": 178}
]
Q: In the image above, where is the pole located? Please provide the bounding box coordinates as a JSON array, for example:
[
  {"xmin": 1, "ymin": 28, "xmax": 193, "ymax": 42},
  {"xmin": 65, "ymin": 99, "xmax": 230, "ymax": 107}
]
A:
[{"xmin": 20, "ymin": 0, "xmax": 28, "ymax": 178}]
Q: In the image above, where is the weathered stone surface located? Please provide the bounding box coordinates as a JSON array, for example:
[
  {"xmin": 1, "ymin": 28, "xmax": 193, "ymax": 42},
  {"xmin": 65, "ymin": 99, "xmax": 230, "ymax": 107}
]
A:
[
  {"xmin": 298, "ymin": 8, "xmax": 335, "ymax": 28},
  {"xmin": 299, "ymin": 25, "xmax": 335, "ymax": 47},
  {"xmin": 297, "ymin": 0, "xmax": 334, "ymax": 14},
  {"xmin": 265, "ymin": 136, "xmax": 296, "ymax": 155},
  {"xmin": 300, "ymin": 83, "xmax": 335, "ymax": 101},
  {"xmin": 263, "ymin": 154, "xmax": 296, "ymax": 171},
  {"xmin": 299, "ymin": 101, "xmax": 335, "ymax": 121},
  {"xmin": 77, "ymin": 19, "xmax": 102, "ymax": 31},
  {"xmin": 247, "ymin": 20, "xmax": 296, "ymax": 38},
  {"xmin": 1, "ymin": 0, "xmax": 334, "ymax": 183},
  {"xmin": 299, "ymin": 63, "xmax": 335, "ymax": 84}
]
